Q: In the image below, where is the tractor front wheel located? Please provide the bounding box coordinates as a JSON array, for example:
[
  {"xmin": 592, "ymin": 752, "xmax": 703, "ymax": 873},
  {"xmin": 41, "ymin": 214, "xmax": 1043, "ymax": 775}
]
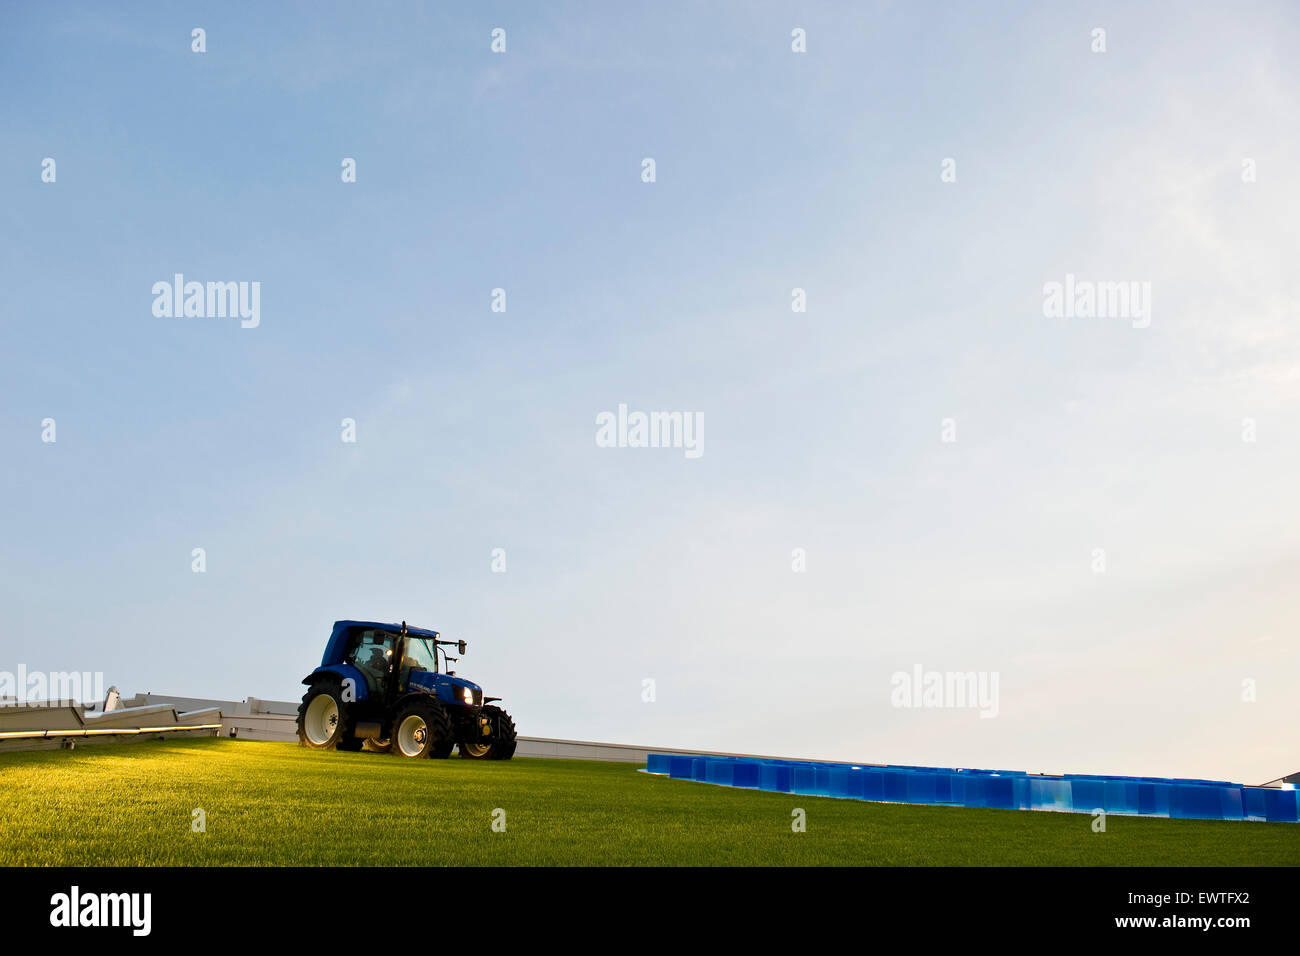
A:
[
  {"xmin": 459, "ymin": 705, "xmax": 518, "ymax": 760},
  {"xmin": 392, "ymin": 699, "xmax": 454, "ymax": 758}
]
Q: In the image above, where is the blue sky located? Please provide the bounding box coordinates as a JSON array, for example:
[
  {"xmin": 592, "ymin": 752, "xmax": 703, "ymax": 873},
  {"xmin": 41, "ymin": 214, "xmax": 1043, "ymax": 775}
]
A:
[{"xmin": 3, "ymin": 1, "xmax": 1298, "ymax": 784}]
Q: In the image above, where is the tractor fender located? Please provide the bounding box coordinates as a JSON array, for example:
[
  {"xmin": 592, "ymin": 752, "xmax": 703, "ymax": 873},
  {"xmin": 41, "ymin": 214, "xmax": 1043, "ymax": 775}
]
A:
[{"xmin": 301, "ymin": 663, "xmax": 370, "ymax": 702}]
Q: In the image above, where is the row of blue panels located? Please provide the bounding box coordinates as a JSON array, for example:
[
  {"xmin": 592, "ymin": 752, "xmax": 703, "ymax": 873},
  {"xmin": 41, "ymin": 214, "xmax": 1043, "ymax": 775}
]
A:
[{"xmin": 645, "ymin": 754, "xmax": 1300, "ymax": 823}]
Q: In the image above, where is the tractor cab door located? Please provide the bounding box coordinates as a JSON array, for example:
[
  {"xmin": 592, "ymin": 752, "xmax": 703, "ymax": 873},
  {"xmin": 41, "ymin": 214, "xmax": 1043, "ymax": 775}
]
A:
[
  {"xmin": 395, "ymin": 634, "xmax": 439, "ymax": 695},
  {"xmin": 347, "ymin": 629, "xmax": 397, "ymax": 699}
]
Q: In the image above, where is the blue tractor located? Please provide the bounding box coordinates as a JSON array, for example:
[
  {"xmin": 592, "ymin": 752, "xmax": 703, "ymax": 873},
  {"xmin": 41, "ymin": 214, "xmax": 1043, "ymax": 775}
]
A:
[{"xmin": 296, "ymin": 620, "xmax": 517, "ymax": 759}]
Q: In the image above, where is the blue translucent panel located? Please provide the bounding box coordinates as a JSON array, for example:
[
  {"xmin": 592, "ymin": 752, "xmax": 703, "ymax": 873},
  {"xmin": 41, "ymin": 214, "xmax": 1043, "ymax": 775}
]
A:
[
  {"xmin": 705, "ymin": 759, "xmax": 733, "ymax": 786},
  {"xmin": 985, "ymin": 776, "xmax": 1015, "ymax": 810},
  {"xmin": 1030, "ymin": 777, "xmax": 1072, "ymax": 812},
  {"xmin": 646, "ymin": 753, "xmax": 672, "ymax": 774},
  {"xmin": 907, "ymin": 772, "xmax": 938, "ymax": 805},
  {"xmin": 1170, "ymin": 784, "xmax": 1226, "ymax": 820},
  {"xmin": 1263, "ymin": 788, "xmax": 1299, "ymax": 823},
  {"xmin": 668, "ymin": 756, "xmax": 695, "ymax": 779},
  {"xmin": 861, "ymin": 768, "xmax": 886, "ymax": 801},
  {"xmin": 760, "ymin": 764, "xmax": 792, "ymax": 793},
  {"xmin": 815, "ymin": 766, "xmax": 835, "ymax": 795},
  {"xmin": 732, "ymin": 761, "xmax": 761, "ymax": 789},
  {"xmin": 1218, "ymin": 787, "xmax": 1244, "ymax": 821},
  {"xmin": 645, "ymin": 754, "xmax": 1297, "ymax": 825},
  {"xmin": 827, "ymin": 768, "xmax": 851, "ymax": 797},
  {"xmin": 1137, "ymin": 783, "xmax": 1171, "ymax": 816},
  {"xmin": 934, "ymin": 772, "xmax": 957, "ymax": 805},
  {"xmin": 1103, "ymin": 780, "xmax": 1138, "ymax": 814},
  {"xmin": 1071, "ymin": 779, "xmax": 1106, "ymax": 813},
  {"xmin": 792, "ymin": 764, "xmax": 819, "ymax": 795},
  {"xmin": 883, "ymin": 770, "xmax": 909, "ymax": 803}
]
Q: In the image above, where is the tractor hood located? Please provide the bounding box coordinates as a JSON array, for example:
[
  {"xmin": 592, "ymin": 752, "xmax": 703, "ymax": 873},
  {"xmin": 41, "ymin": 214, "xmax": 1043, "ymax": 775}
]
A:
[{"xmin": 407, "ymin": 670, "xmax": 483, "ymax": 707}]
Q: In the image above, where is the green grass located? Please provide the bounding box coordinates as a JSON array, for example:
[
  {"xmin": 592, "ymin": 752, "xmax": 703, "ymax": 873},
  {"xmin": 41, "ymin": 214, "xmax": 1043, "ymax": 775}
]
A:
[{"xmin": 0, "ymin": 738, "xmax": 1294, "ymax": 865}]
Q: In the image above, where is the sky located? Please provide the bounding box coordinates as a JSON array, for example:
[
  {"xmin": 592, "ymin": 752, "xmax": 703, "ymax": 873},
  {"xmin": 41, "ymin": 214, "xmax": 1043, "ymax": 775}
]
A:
[{"xmin": 2, "ymin": 1, "xmax": 1298, "ymax": 785}]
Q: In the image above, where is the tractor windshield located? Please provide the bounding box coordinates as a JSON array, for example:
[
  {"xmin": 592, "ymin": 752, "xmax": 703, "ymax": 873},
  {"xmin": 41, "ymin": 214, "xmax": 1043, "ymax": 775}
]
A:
[{"xmin": 402, "ymin": 636, "xmax": 438, "ymax": 674}]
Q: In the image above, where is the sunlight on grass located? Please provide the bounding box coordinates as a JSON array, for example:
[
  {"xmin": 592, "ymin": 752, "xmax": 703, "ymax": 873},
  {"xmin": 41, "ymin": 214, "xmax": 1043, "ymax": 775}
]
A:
[{"xmin": 0, "ymin": 739, "xmax": 1294, "ymax": 866}]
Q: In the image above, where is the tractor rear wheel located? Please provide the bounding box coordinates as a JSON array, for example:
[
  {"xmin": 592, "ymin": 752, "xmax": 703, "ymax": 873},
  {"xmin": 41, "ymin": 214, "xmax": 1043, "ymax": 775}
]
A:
[
  {"xmin": 459, "ymin": 705, "xmax": 518, "ymax": 760},
  {"xmin": 297, "ymin": 681, "xmax": 357, "ymax": 750},
  {"xmin": 392, "ymin": 699, "xmax": 454, "ymax": 758}
]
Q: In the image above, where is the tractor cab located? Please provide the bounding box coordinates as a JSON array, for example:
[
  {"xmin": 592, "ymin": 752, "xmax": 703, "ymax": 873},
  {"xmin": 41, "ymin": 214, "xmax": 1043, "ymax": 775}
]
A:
[{"xmin": 340, "ymin": 624, "xmax": 476, "ymax": 704}]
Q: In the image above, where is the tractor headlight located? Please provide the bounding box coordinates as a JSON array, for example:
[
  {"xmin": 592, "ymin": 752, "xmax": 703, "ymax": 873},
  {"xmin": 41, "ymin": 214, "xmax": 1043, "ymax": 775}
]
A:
[{"xmin": 461, "ymin": 687, "xmax": 474, "ymax": 704}]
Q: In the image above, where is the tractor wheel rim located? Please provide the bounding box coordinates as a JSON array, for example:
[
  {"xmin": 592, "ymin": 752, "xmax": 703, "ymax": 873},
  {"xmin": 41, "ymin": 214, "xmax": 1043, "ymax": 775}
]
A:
[
  {"xmin": 464, "ymin": 722, "xmax": 492, "ymax": 757},
  {"xmin": 397, "ymin": 715, "xmax": 429, "ymax": 756},
  {"xmin": 304, "ymin": 695, "xmax": 338, "ymax": 745}
]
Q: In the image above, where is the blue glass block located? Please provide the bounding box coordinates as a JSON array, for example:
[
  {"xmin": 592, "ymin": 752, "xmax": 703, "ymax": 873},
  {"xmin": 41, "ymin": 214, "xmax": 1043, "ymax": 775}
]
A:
[
  {"xmin": 732, "ymin": 761, "xmax": 760, "ymax": 789},
  {"xmin": 1137, "ymin": 783, "xmax": 1171, "ymax": 816},
  {"xmin": 1263, "ymin": 789, "xmax": 1300, "ymax": 823},
  {"xmin": 907, "ymin": 772, "xmax": 938, "ymax": 805},
  {"xmin": 958, "ymin": 776, "xmax": 985, "ymax": 808},
  {"xmin": 691, "ymin": 757, "xmax": 709, "ymax": 782},
  {"xmin": 1136, "ymin": 783, "xmax": 1155, "ymax": 815},
  {"xmin": 828, "ymin": 768, "xmax": 851, "ymax": 797},
  {"xmin": 646, "ymin": 753, "xmax": 672, "ymax": 774},
  {"xmin": 1170, "ymin": 784, "xmax": 1225, "ymax": 820},
  {"xmin": 760, "ymin": 764, "xmax": 792, "ymax": 793},
  {"xmin": 985, "ymin": 776, "xmax": 1014, "ymax": 810},
  {"xmin": 861, "ymin": 769, "xmax": 886, "ymax": 802},
  {"xmin": 705, "ymin": 759, "xmax": 734, "ymax": 786},
  {"xmin": 1030, "ymin": 778, "xmax": 1071, "ymax": 812},
  {"xmin": 934, "ymin": 772, "xmax": 957, "ymax": 804},
  {"xmin": 792, "ymin": 764, "xmax": 819, "ymax": 795},
  {"xmin": 1243, "ymin": 788, "xmax": 1269, "ymax": 820},
  {"xmin": 939, "ymin": 772, "xmax": 960, "ymax": 802},
  {"xmin": 815, "ymin": 766, "xmax": 834, "ymax": 795},
  {"xmin": 844, "ymin": 768, "xmax": 867, "ymax": 799},
  {"xmin": 1103, "ymin": 780, "xmax": 1137, "ymax": 814},
  {"xmin": 1123, "ymin": 781, "xmax": 1140, "ymax": 813},
  {"xmin": 668, "ymin": 756, "xmax": 695, "ymax": 779},
  {"xmin": 1218, "ymin": 788, "xmax": 1244, "ymax": 821},
  {"xmin": 883, "ymin": 770, "xmax": 909, "ymax": 803},
  {"xmin": 1071, "ymin": 779, "xmax": 1105, "ymax": 813}
]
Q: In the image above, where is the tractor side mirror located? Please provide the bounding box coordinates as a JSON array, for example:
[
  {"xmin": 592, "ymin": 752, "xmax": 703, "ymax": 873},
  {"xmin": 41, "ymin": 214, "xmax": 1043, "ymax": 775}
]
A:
[{"xmin": 458, "ymin": 640, "xmax": 467, "ymax": 655}]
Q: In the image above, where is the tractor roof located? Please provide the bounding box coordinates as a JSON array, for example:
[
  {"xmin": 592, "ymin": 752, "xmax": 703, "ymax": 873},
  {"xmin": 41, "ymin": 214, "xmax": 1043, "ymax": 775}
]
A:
[
  {"xmin": 335, "ymin": 619, "xmax": 440, "ymax": 639},
  {"xmin": 320, "ymin": 619, "xmax": 441, "ymax": 667}
]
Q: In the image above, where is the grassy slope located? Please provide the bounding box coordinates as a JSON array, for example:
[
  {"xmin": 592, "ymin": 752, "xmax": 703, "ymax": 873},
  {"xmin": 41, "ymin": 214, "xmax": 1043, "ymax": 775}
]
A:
[{"xmin": 0, "ymin": 738, "xmax": 1295, "ymax": 866}]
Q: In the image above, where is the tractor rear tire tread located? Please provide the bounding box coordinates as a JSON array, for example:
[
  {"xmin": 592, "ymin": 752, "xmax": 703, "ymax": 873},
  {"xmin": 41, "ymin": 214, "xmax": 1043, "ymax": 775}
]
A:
[{"xmin": 296, "ymin": 679, "xmax": 357, "ymax": 751}]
